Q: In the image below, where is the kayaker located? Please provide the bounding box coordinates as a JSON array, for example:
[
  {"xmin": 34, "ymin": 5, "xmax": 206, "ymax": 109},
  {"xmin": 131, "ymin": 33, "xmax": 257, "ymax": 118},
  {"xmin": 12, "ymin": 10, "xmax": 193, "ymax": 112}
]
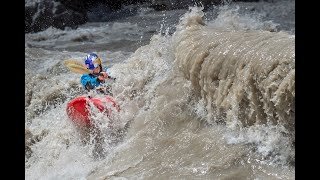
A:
[{"xmin": 80, "ymin": 53, "xmax": 115, "ymax": 94}]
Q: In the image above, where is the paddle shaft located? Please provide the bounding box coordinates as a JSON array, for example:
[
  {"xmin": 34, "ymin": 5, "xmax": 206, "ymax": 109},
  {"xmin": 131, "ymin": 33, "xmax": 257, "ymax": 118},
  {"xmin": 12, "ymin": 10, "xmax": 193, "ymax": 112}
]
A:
[
  {"xmin": 92, "ymin": 73, "xmax": 116, "ymax": 81},
  {"xmin": 64, "ymin": 59, "xmax": 116, "ymax": 80}
]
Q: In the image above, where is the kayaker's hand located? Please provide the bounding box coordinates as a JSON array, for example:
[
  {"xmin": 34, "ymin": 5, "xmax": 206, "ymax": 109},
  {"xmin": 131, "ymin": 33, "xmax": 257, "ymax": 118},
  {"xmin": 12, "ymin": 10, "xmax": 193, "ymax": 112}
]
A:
[{"xmin": 98, "ymin": 72, "xmax": 108, "ymax": 81}]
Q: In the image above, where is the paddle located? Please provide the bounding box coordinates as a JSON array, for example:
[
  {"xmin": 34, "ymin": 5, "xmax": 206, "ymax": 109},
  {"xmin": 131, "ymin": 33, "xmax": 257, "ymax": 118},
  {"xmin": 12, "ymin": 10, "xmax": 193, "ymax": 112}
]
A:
[
  {"xmin": 63, "ymin": 59, "xmax": 116, "ymax": 80},
  {"xmin": 64, "ymin": 59, "xmax": 93, "ymax": 74}
]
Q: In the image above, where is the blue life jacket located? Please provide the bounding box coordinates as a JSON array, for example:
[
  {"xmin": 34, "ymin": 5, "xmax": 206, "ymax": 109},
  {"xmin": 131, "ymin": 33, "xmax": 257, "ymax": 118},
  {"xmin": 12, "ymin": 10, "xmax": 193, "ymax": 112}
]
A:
[{"xmin": 80, "ymin": 74, "xmax": 101, "ymax": 90}]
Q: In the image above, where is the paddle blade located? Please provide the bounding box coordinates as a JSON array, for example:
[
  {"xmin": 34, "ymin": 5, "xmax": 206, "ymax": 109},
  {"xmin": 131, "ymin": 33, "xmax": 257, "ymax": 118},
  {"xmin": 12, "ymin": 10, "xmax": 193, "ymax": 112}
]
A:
[
  {"xmin": 64, "ymin": 59, "xmax": 87, "ymax": 68},
  {"xmin": 64, "ymin": 59, "xmax": 92, "ymax": 74}
]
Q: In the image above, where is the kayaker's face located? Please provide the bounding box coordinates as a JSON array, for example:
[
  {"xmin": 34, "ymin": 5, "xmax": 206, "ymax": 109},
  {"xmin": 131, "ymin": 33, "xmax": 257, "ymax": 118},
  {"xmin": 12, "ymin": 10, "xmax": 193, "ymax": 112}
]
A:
[{"xmin": 93, "ymin": 66, "xmax": 101, "ymax": 73}]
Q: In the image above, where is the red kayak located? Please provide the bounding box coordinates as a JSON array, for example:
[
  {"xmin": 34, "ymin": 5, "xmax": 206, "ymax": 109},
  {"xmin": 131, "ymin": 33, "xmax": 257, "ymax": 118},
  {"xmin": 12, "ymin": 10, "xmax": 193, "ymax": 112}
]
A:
[{"xmin": 66, "ymin": 95, "xmax": 120, "ymax": 127}]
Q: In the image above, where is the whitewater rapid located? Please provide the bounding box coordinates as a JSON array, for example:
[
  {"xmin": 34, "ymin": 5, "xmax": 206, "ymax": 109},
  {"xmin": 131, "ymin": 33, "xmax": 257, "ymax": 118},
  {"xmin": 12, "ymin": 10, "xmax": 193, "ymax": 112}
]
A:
[{"xmin": 25, "ymin": 1, "xmax": 295, "ymax": 179}]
